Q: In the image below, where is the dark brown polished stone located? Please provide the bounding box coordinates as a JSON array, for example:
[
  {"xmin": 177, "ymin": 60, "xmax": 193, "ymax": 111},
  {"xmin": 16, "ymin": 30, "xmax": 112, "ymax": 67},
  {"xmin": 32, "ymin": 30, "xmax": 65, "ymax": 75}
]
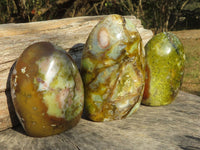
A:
[{"xmin": 10, "ymin": 42, "xmax": 84, "ymax": 137}]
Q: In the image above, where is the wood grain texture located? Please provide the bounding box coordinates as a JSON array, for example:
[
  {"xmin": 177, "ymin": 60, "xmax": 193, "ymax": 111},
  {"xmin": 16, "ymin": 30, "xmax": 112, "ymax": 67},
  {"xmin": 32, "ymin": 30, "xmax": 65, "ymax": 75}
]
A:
[
  {"xmin": 0, "ymin": 91, "xmax": 200, "ymax": 150},
  {"xmin": 0, "ymin": 15, "xmax": 153, "ymax": 131}
]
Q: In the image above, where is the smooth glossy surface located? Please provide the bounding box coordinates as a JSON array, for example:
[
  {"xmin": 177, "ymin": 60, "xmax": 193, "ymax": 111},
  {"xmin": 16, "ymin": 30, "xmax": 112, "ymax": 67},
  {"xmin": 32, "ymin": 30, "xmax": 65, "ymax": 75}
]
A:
[
  {"xmin": 10, "ymin": 42, "xmax": 84, "ymax": 137},
  {"xmin": 81, "ymin": 15, "xmax": 145, "ymax": 121},
  {"xmin": 142, "ymin": 32, "xmax": 185, "ymax": 106}
]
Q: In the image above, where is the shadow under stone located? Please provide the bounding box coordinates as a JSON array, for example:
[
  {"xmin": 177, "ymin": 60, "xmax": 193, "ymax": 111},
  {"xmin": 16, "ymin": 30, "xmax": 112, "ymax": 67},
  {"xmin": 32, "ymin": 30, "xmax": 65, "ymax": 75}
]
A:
[
  {"xmin": 67, "ymin": 43, "xmax": 84, "ymax": 70},
  {"xmin": 5, "ymin": 61, "xmax": 20, "ymax": 128},
  {"xmin": 5, "ymin": 61, "xmax": 27, "ymax": 135}
]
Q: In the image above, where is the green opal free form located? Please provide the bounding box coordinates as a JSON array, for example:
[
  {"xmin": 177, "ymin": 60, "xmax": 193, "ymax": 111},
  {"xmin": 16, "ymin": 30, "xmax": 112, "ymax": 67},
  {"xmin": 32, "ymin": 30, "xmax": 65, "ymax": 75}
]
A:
[
  {"xmin": 10, "ymin": 42, "xmax": 84, "ymax": 137},
  {"xmin": 81, "ymin": 14, "xmax": 145, "ymax": 121},
  {"xmin": 142, "ymin": 32, "xmax": 185, "ymax": 106}
]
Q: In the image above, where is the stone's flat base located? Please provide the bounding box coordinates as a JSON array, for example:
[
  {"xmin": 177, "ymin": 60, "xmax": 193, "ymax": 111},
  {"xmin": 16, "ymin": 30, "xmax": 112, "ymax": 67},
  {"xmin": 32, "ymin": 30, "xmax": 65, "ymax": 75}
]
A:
[{"xmin": 0, "ymin": 91, "xmax": 199, "ymax": 150}]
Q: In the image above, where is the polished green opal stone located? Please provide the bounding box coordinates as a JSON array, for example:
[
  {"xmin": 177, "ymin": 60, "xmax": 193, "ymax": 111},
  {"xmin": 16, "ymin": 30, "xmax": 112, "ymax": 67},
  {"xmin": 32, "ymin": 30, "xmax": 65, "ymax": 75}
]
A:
[
  {"xmin": 81, "ymin": 14, "xmax": 145, "ymax": 121},
  {"xmin": 10, "ymin": 42, "xmax": 84, "ymax": 137},
  {"xmin": 142, "ymin": 32, "xmax": 185, "ymax": 106}
]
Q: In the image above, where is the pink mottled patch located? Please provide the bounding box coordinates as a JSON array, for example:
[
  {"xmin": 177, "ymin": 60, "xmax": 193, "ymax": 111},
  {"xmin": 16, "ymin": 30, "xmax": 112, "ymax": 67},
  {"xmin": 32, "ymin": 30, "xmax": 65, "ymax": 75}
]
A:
[
  {"xmin": 56, "ymin": 88, "xmax": 69, "ymax": 109},
  {"xmin": 67, "ymin": 89, "xmax": 74, "ymax": 107},
  {"xmin": 98, "ymin": 28, "xmax": 110, "ymax": 49}
]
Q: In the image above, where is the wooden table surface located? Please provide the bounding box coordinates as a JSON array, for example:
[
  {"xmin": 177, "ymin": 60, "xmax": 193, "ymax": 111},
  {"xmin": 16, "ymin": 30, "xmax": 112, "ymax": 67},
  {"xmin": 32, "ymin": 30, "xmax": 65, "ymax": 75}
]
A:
[
  {"xmin": 0, "ymin": 16, "xmax": 199, "ymax": 150},
  {"xmin": 0, "ymin": 91, "xmax": 200, "ymax": 150}
]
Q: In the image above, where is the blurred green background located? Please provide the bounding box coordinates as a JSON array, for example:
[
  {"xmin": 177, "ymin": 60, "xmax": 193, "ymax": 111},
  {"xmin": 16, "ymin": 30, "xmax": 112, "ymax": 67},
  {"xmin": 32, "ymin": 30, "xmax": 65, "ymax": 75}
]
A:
[
  {"xmin": 0, "ymin": 0, "xmax": 200, "ymax": 96},
  {"xmin": 0, "ymin": 0, "xmax": 200, "ymax": 32}
]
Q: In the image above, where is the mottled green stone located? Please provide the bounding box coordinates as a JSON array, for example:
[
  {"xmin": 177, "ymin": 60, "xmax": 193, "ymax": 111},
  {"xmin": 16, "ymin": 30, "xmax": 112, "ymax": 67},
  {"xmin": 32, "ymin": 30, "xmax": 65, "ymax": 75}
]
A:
[
  {"xmin": 142, "ymin": 32, "xmax": 185, "ymax": 106},
  {"xmin": 81, "ymin": 14, "xmax": 145, "ymax": 121}
]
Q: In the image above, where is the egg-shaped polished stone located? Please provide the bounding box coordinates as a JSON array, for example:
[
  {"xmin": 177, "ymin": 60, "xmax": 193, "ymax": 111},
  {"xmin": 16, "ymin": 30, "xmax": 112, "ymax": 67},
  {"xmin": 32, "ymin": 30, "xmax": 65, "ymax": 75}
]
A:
[
  {"xmin": 142, "ymin": 32, "xmax": 185, "ymax": 106},
  {"xmin": 81, "ymin": 14, "xmax": 145, "ymax": 121},
  {"xmin": 10, "ymin": 42, "xmax": 84, "ymax": 137}
]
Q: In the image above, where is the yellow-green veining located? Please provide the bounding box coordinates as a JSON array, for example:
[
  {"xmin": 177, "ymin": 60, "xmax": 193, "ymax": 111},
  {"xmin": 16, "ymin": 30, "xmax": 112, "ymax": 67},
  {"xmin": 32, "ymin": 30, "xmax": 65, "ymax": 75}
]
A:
[{"xmin": 81, "ymin": 14, "xmax": 145, "ymax": 121}]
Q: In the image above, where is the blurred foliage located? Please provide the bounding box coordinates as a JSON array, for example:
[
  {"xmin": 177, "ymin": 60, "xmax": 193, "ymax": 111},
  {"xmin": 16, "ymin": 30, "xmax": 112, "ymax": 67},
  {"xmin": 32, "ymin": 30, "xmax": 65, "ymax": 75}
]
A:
[{"xmin": 0, "ymin": 0, "xmax": 199, "ymax": 32}]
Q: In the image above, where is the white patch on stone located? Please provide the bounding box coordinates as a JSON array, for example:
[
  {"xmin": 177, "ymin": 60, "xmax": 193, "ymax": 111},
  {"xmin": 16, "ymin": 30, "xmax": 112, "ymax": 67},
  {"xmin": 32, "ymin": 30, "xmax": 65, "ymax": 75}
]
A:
[
  {"xmin": 116, "ymin": 32, "xmax": 122, "ymax": 39},
  {"xmin": 21, "ymin": 118, "xmax": 24, "ymax": 122},
  {"xmin": 36, "ymin": 57, "xmax": 59, "ymax": 91},
  {"xmin": 11, "ymin": 88, "xmax": 16, "ymax": 99},
  {"xmin": 103, "ymin": 118, "xmax": 110, "ymax": 121},
  {"xmin": 13, "ymin": 68, "xmax": 17, "ymax": 75},
  {"xmin": 45, "ymin": 60, "xmax": 58, "ymax": 87},
  {"xmin": 21, "ymin": 67, "xmax": 26, "ymax": 74},
  {"xmin": 26, "ymin": 74, "xmax": 29, "ymax": 77},
  {"xmin": 38, "ymin": 81, "xmax": 48, "ymax": 91},
  {"xmin": 14, "ymin": 75, "xmax": 18, "ymax": 87},
  {"xmin": 183, "ymin": 54, "xmax": 186, "ymax": 60},
  {"xmin": 166, "ymin": 75, "xmax": 170, "ymax": 79},
  {"xmin": 51, "ymin": 124, "xmax": 56, "ymax": 127},
  {"xmin": 117, "ymin": 100, "xmax": 129, "ymax": 110}
]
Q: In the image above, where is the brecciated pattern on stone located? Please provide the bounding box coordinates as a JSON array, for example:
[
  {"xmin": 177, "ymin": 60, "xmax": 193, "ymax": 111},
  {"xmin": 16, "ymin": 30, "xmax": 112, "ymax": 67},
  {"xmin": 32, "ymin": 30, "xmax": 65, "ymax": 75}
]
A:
[
  {"xmin": 81, "ymin": 14, "xmax": 145, "ymax": 121},
  {"xmin": 142, "ymin": 32, "xmax": 185, "ymax": 106},
  {"xmin": 10, "ymin": 42, "xmax": 84, "ymax": 137}
]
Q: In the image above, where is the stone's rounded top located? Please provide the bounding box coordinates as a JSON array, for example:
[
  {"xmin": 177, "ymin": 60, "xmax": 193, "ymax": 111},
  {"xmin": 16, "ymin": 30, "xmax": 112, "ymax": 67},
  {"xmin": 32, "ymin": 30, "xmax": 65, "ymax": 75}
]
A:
[
  {"xmin": 146, "ymin": 32, "xmax": 184, "ymax": 58},
  {"xmin": 21, "ymin": 42, "xmax": 66, "ymax": 59},
  {"xmin": 84, "ymin": 14, "xmax": 140, "ymax": 59}
]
